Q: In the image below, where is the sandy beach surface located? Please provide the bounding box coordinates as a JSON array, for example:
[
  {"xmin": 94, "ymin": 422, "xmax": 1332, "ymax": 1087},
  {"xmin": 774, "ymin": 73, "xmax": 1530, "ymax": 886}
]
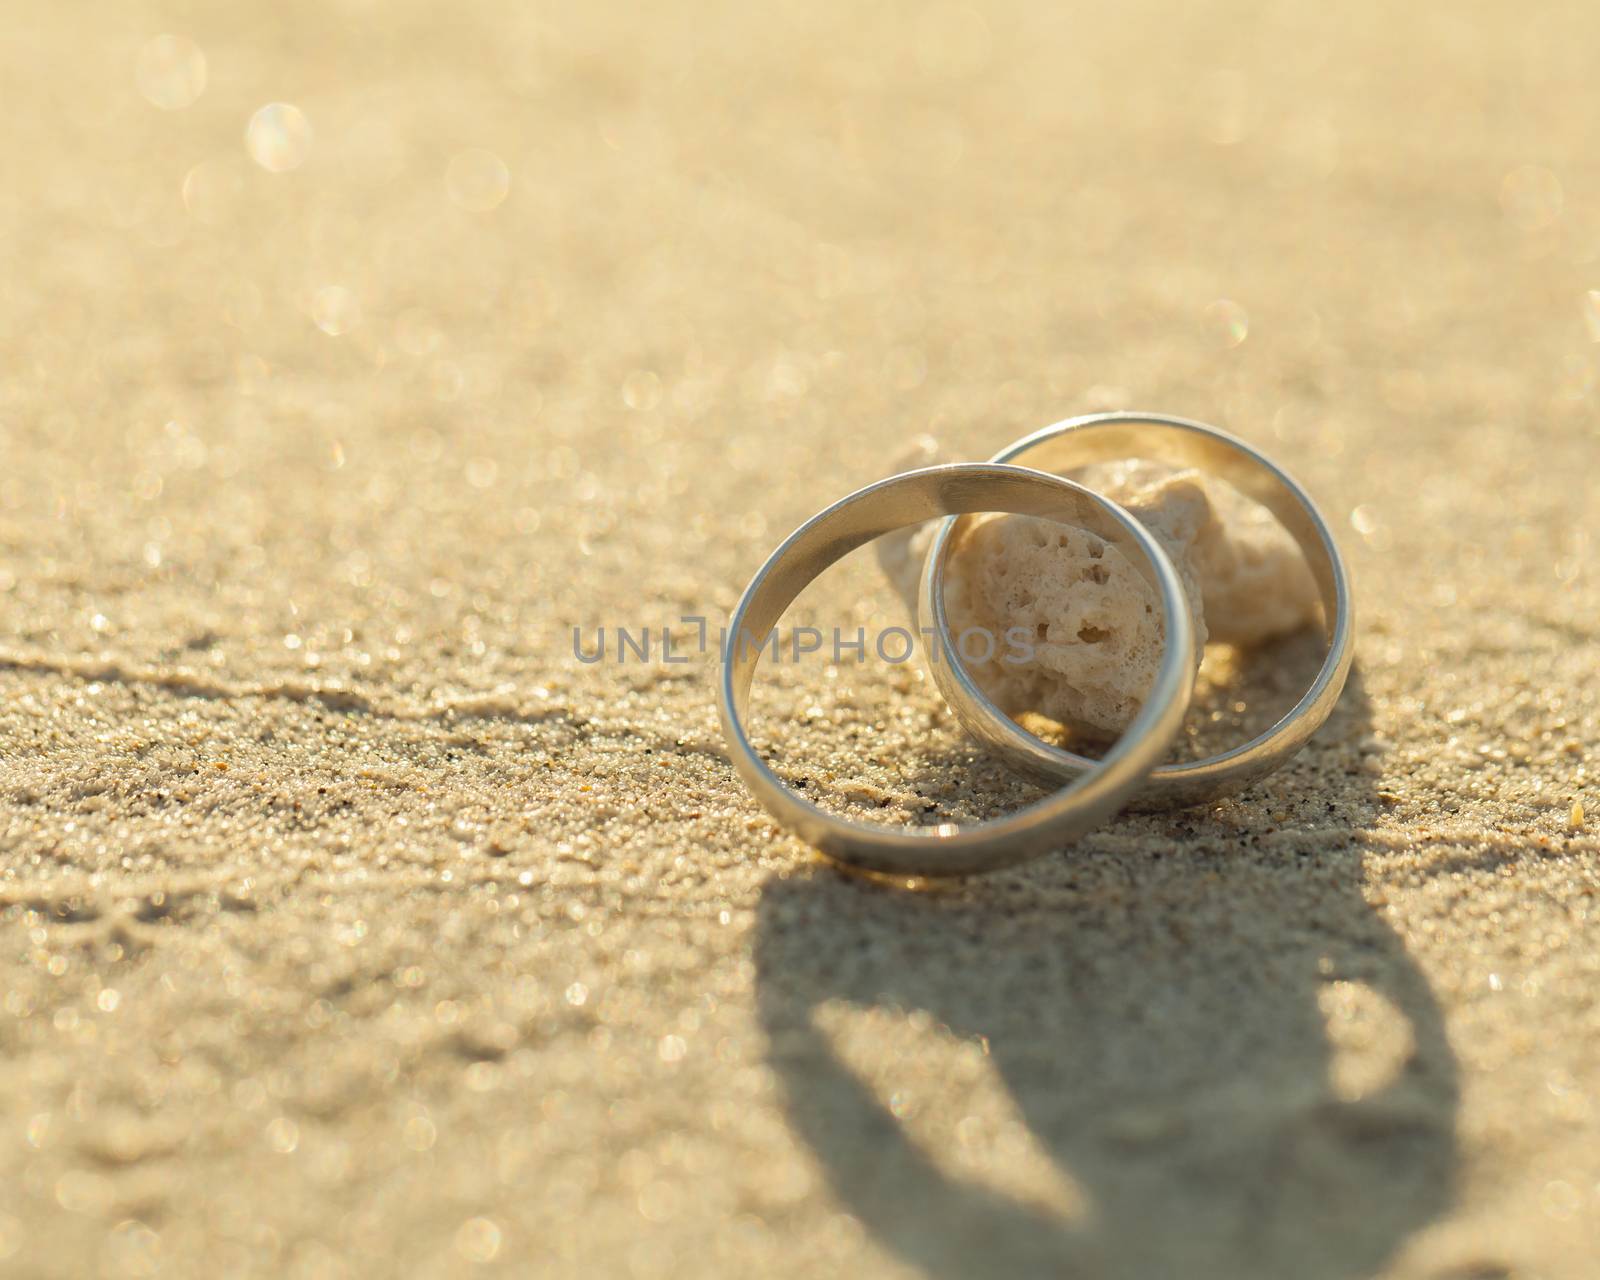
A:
[{"xmin": 2, "ymin": 2, "xmax": 1598, "ymax": 1276}]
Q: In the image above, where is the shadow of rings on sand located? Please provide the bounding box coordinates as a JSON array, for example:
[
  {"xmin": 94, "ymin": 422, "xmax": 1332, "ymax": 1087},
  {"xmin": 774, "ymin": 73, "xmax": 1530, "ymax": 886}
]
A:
[{"xmin": 752, "ymin": 668, "xmax": 1458, "ymax": 1280}]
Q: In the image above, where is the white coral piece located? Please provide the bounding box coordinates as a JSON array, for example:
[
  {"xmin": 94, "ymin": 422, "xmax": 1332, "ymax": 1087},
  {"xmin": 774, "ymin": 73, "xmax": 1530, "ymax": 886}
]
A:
[{"xmin": 874, "ymin": 441, "xmax": 1320, "ymax": 737}]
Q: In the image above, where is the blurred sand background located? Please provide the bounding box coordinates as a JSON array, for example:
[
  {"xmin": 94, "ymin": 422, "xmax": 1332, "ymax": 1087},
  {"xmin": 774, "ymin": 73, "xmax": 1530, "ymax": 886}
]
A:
[{"xmin": 2, "ymin": 1, "xmax": 1599, "ymax": 1277}]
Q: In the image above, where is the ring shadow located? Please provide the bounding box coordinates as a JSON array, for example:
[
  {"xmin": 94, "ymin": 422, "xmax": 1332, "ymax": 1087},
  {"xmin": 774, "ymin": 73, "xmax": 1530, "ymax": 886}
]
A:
[{"xmin": 752, "ymin": 662, "xmax": 1459, "ymax": 1279}]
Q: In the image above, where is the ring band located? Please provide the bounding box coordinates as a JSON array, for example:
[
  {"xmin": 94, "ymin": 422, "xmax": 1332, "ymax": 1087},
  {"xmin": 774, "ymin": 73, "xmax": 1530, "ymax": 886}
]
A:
[
  {"xmin": 717, "ymin": 463, "xmax": 1197, "ymax": 876},
  {"xmin": 916, "ymin": 413, "xmax": 1354, "ymax": 810}
]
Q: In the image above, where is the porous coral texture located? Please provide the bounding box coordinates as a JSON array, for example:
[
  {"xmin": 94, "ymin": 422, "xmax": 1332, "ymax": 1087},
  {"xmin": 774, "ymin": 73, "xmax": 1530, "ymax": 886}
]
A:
[
  {"xmin": 942, "ymin": 511, "xmax": 1203, "ymax": 736},
  {"xmin": 876, "ymin": 445, "xmax": 1319, "ymax": 736}
]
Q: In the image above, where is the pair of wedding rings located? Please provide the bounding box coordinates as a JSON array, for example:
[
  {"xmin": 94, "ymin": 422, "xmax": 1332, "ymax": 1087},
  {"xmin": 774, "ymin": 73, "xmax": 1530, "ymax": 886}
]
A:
[{"xmin": 717, "ymin": 412, "xmax": 1354, "ymax": 877}]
